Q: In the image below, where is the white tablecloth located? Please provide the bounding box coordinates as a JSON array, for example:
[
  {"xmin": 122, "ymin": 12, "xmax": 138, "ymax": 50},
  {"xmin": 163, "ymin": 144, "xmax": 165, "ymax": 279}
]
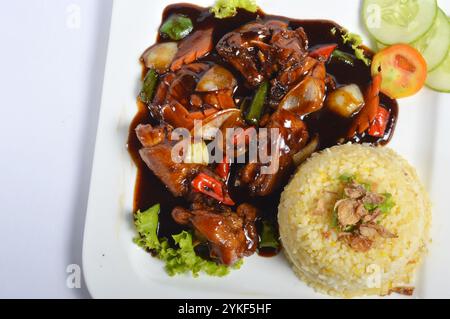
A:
[{"xmin": 0, "ymin": 0, "xmax": 113, "ymax": 298}]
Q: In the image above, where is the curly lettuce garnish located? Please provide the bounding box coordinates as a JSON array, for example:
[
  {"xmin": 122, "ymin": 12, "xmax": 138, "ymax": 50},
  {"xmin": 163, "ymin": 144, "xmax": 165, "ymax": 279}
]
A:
[
  {"xmin": 331, "ymin": 27, "xmax": 371, "ymax": 66},
  {"xmin": 134, "ymin": 204, "xmax": 242, "ymax": 277},
  {"xmin": 211, "ymin": 0, "xmax": 258, "ymax": 19},
  {"xmin": 341, "ymin": 31, "xmax": 371, "ymax": 66}
]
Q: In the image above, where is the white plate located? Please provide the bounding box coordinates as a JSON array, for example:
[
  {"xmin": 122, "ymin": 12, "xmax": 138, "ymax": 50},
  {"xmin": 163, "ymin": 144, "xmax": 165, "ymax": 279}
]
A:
[{"xmin": 83, "ymin": 0, "xmax": 450, "ymax": 298}]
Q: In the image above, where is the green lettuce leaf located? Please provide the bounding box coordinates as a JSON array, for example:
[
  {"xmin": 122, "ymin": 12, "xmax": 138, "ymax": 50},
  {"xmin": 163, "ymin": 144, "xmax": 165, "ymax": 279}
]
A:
[
  {"xmin": 211, "ymin": 0, "xmax": 258, "ymax": 19},
  {"xmin": 341, "ymin": 31, "xmax": 371, "ymax": 66},
  {"xmin": 134, "ymin": 204, "xmax": 160, "ymax": 249},
  {"xmin": 134, "ymin": 205, "xmax": 242, "ymax": 277}
]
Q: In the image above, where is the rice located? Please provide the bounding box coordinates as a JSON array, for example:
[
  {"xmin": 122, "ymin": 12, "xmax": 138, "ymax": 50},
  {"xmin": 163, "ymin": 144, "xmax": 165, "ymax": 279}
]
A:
[{"xmin": 278, "ymin": 144, "xmax": 431, "ymax": 297}]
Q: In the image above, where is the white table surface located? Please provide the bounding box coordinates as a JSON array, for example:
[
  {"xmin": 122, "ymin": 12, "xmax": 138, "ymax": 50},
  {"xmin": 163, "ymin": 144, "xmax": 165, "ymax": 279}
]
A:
[
  {"xmin": 1, "ymin": 0, "xmax": 449, "ymax": 299},
  {"xmin": 0, "ymin": 0, "xmax": 113, "ymax": 298}
]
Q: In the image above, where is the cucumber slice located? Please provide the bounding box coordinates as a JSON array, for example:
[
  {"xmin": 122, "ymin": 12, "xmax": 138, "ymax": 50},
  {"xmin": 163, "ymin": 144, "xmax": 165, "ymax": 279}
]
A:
[
  {"xmin": 363, "ymin": 0, "xmax": 438, "ymax": 45},
  {"xmin": 377, "ymin": 42, "xmax": 386, "ymax": 50},
  {"xmin": 426, "ymin": 44, "xmax": 450, "ymax": 93},
  {"xmin": 411, "ymin": 8, "xmax": 450, "ymax": 71}
]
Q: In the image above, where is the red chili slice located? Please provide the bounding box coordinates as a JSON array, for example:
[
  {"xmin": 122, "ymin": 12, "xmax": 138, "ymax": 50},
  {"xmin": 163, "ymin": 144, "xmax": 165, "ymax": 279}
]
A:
[
  {"xmin": 216, "ymin": 157, "xmax": 230, "ymax": 180},
  {"xmin": 368, "ymin": 106, "xmax": 390, "ymax": 137},
  {"xmin": 309, "ymin": 44, "xmax": 338, "ymax": 60},
  {"xmin": 191, "ymin": 173, "xmax": 235, "ymax": 206}
]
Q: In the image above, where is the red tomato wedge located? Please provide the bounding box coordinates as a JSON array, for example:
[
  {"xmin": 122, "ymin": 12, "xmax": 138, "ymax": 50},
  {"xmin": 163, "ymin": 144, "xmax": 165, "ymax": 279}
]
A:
[{"xmin": 371, "ymin": 44, "xmax": 427, "ymax": 99}]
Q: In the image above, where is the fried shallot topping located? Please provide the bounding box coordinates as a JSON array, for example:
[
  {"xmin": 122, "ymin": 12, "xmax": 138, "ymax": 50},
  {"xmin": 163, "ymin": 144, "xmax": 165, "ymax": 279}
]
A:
[
  {"xmin": 389, "ymin": 286, "xmax": 415, "ymax": 296},
  {"xmin": 328, "ymin": 175, "xmax": 397, "ymax": 252}
]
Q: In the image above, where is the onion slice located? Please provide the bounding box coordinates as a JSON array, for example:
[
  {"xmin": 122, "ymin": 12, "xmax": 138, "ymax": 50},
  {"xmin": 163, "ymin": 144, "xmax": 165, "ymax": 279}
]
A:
[
  {"xmin": 293, "ymin": 135, "xmax": 319, "ymax": 166},
  {"xmin": 326, "ymin": 84, "xmax": 364, "ymax": 118},
  {"xmin": 196, "ymin": 65, "xmax": 237, "ymax": 92},
  {"xmin": 279, "ymin": 76, "xmax": 325, "ymax": 116},
  {"xmin": 183, "ymin": 141, "xmax": 209, "ymax": 165},
  {"xmin": 192, "ymin": 109, "xmax": 242, "ymax": 140},
  {"xmin": 142, "ymin": 42, "xmax": 178, "ymax": 73}
]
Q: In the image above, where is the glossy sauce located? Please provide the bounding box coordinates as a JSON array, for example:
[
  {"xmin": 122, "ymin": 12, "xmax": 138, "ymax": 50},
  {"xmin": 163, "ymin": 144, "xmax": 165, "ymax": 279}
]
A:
[{"xmin": 128, "ymin": 4, "xmax": 398, "ymax": 254}]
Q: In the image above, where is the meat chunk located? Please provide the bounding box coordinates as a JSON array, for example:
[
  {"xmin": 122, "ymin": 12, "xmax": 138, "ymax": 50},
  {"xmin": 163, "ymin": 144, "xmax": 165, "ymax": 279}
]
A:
[
  {"xmin": 216, "ymin": 20, "xmax": 308, "ymax": 87},
  {"xmin": 240, "ymin": 109, "xmax": 309, "ymax": 196},
  {"xmin": 136, "ymin": 124, "xmax": 203, "ymax": 197},
  {"xmin": 270, "ymin": 56, "xmax": 317, "ymax": 103},
  {"xmin": 139, "ymin": 145, "xmax": 203, "ymax": 197},
  {"xmin": 170, "ymin": 28, "xmax": 214, "ymax": 72},
  {"xmin": 136, "ymin": 124, "xmax": 171, "ymax": 148},
  {"xmin": 216, "ymin": 22, "xmax": 270, "ymax": 87},
  {"xmin": 270, "ymin": 26, "xmax": 309, "ymax": 69},
  {"xmin": 171, "ymin": 203, "xmax": 258, "ymax": 265},
  {"xmin": 150, "ymin": 63, "xmax": 236, "ymax": 129},
  {"xmin": 136, "ymin": 124, "xmax": 234, "ymax": 204}
]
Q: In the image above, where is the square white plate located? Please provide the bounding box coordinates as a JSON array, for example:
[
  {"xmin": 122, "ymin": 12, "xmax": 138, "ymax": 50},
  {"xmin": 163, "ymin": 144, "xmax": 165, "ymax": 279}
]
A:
[{"xmin": 83, "ymin": 0, "xmax": 450, "ymax": 298}]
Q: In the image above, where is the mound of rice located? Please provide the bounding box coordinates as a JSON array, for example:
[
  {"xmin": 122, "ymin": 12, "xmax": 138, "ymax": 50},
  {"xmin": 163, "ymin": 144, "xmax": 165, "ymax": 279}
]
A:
[{"xmin": 278, "ymin": 144, "xmax": 431, "ymax": 297}]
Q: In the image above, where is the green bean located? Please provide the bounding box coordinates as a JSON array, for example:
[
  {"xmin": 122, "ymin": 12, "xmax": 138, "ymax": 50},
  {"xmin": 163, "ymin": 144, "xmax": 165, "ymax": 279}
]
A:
[
  {"xmin": 139, "ymin": 69, "xmax": 158, "ymax": 104},
  {"xmin": 245, "ymin": 81, "xmax": 269, "ymax": 126},
  {"xmin": 160, "ymin": 14, "xmax": 193, "ymax": 41},
  {"xmin": 259, "ymin": 221, "xmax": 280, "ymax": 250}
]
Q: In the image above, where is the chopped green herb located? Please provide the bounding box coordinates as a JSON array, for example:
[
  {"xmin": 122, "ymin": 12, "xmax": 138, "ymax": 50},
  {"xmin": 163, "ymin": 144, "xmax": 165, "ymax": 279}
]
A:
[
  {"xmin": 361, "ymin": 182, "xmax": 372, "ymax": 192},
  {"xmin": 330, "ymin": 27, "xmax": 337, "ymax": 36},
  {"xmin": 259, "ymin": 221, "xmax": 280, "ymax": 249},
  {"xmin": 363, "ymin": 193, "xmax": 395, "ymax": 215},
  {"xmin": 340, "ymin": 31, "xmax": 371, "ymax": 66},
  {"xmin": 338, "ymin": 173, "xmax": 355, "ymax": 183},
  {"xmin": 331, "ymin": 49, "xmax": 355, "ymax": 66},
  {"xmin": 364, "ymin": 202, "xmax": 378, "ymax": 212},
  {"xmin": 160, "ymin": 14, "xmax": 193, "ymax": 41},
  {"xmin": 378, "ymin": 193, "xmax": 395, "ymax": 214},
  {"xmin": 211, "ymin": 0, "xmax": 258, "ymax": 19},
  {"xmin": 134, "ymin": 205, "xmax": 242, "ymax": 277},
  {"xmin": 331, "ymin": 209, "xmax": 339, "ymax": 228}
]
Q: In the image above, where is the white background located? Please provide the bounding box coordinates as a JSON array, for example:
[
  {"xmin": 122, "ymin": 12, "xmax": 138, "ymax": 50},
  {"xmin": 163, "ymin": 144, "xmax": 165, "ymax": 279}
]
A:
[
  {"xmin": 1, "ymin": 0, "xmax": 449, "ymax": 299},
  {"xmin": 0, "ymin": 0, "xmax": 113, "ymax": 298}
]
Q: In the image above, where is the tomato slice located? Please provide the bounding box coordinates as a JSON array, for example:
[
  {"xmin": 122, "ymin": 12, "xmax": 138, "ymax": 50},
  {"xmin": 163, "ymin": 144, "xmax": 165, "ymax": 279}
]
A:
[{"xmin": 371, "ymin": 44, "xmax": 427, "ymax": 99}]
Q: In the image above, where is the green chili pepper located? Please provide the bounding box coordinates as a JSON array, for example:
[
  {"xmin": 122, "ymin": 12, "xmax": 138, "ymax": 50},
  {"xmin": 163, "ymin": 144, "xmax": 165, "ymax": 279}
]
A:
[
  {"xmin": 245, "ymin": 81, "xmax": 269, "ymax": 125},
  {"xmin": 239, "ymin": 97, "xmax": 250, "ymax": 112},
  {"xmin": 139, "ymin": 69, "xmax": 158, "ymax": 104},
  {"xmin": 160, "ymin": 14, "xmax": 193, "ymax": 41},
  {"xmin": 259, "ymin": 221, "xmax": 280, "ymax": 249},
  {"xmin": 331, "ymin": 49, "xmax": 355, "ymax": 66}
]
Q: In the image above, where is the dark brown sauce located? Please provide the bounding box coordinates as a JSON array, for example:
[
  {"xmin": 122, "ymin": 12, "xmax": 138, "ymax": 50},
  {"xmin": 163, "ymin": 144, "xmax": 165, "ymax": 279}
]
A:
[{"xmin": 127, "ymin": 4, "xmax": 398, "ymax": 253}]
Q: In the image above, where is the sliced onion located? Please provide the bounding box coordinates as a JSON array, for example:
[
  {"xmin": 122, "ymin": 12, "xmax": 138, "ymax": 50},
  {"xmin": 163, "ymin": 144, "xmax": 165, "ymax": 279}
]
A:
[
  {"xmin": 142, "ymin": 42, "xmax": 178, "ymax": 73},
  {"xmin": 196, "ymin": 65, "xmax": 237, "ymax": 92},
  {"xmin": 193, "ymin": 109, "xmax": 242, "ymax": 140},
  {"xmin": 326, "ymin": 84, "xmax": 364, "ymax": 118},
  {"xmin": 293, "ymin": 135, "xmax": 319, "ymax": 166},
  {"xmin": 279, "ymin": 76, "xmax": 325, "ymax": 116},
  {"xmin": 183, "ymin": 141, "xmax": 209, "ymax": 165}
]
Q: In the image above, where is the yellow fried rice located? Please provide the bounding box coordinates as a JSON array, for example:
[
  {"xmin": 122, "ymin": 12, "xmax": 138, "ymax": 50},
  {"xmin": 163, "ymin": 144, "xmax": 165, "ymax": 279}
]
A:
[{"xmin": 278, "ymin": 144, "xmax": 431, "ymax": 297}]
